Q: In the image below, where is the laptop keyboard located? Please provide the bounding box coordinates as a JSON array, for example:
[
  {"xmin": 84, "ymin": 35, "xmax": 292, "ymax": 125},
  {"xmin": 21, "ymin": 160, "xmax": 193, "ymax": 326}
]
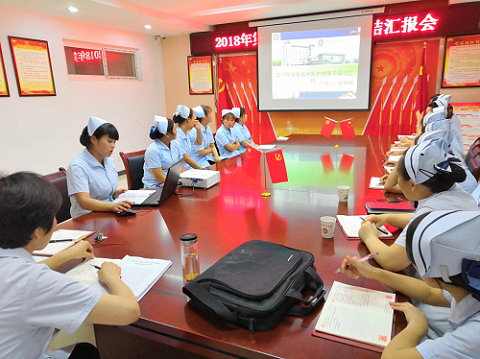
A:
[{"xmin": 139, "ymin": 189, "xmax": 162, "ymax": 206}]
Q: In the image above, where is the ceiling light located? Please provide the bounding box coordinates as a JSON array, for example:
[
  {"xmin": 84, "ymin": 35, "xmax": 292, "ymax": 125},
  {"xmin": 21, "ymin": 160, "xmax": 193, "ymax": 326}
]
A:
[
  {"xmin": 144, "ymin": 25, "xmax": 152, "ymax": 29},
  {"xmin": 68, "ymin": 6, "xmax": 79, "ymax": 13}
]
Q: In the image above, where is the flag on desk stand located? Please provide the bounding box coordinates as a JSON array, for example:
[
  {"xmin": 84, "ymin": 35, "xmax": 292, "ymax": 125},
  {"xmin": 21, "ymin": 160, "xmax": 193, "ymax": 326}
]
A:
[
  {"xmin": 266, "ymin": 149, "xmax": 288, "ymax": 183},
  {"xmin": 321, "ymin": 154, "xmax": 334, "ymax": 173},
  {"xmin": 339, "ymin": 154, "xmax": 354, "ymax": 174},
  {"xmin": 242, "ymin": 146, "xmax": 262, "ymax": 178},
  {"xmin": 321, "ymin": 117, "xmax": 337, "ymax": 138},
  {"xmin": 339, "ymin": 119, "xmax": 355, "ymax": 139}
]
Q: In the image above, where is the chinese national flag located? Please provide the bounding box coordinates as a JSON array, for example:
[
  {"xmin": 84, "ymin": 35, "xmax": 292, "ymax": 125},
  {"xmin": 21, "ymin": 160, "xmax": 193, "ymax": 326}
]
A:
[
  {"xmin": 266, "ymin": 149, "xmax": 288, "ymax": 183},
  {"xmin": 321, "ymin": 154, "xmax": 334, "ymax": 173},
  {"xmin": 321, "ymin": 117, "xmax": 337, "ymax": 138},
  {"xmin": 339, "ymin": 119, "xmax": 355, "ymax": 139},
  {"xmin": 217, "ymin": 58, "xmax": 233, "ymax": 128},
  {"xmin": 339, "ymin": 154, "xmax": 355, "ymax": 173},
  {"xmin": 416, "ymin": 46, "xmax": 429, "ymax": 114},
  {"xmin": 242, "ymin": 146, "xmax": 262, "ymax": 178}
]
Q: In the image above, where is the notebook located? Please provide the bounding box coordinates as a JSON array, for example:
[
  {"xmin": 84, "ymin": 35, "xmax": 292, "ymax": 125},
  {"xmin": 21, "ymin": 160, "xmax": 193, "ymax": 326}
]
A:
[
  {"xmin": 369, "ymin": 177, "xmax": 384, "ymax": 189},
  {"xmin": 365, "ymin": 201, "xmax": 415, "ymax": 214},
  {"xmin": 313, "ymin": 281, "xmax": 396, "ymax": 349},
  {"xmin": 383, "ymin": 165, "xmax": 394, "ymax": 174},
  {"xmin": 33, "ymin": 230, "xmax": 95, "ymax": 256},
  {"xmin": 114, "ymin": 190, "xmax": 156, "ymax": 204},
  {"xmin": 66, "ymin": 255, "xmax": 172, "ymax": 301},
  {"xmin": 276, "ymin": 136, "xmax": 289, "ymax": 141},
  {"xmin": 387, "ymin": 154, "xmax": 402, "ymax": 162},
  {"xmin": 336, "ymin": 215, "xmax": 392, "ymax": 239}
]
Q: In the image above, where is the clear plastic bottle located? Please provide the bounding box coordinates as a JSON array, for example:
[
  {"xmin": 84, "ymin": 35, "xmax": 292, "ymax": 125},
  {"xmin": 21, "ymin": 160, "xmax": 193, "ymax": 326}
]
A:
[{"xmin": 180, "ymin": 233, "xmax": 200, "ymax": 283}]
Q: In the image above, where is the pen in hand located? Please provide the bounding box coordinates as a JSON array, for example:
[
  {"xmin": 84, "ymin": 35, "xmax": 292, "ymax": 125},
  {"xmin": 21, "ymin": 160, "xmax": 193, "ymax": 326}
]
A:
[
  {"xmin": 91, "ymin": 264, "xmax": 101, "ymax": 270},
  {"xmin": 359, "ymin": 216, "xmax": 390, "ymax": 235},
  {"xmin": 49, "ymin": 239, "xmax": 75, "ymax": 243},
  {"xmin": 334, "ymin": 252, "xmax": 379, "ymax": 274}
]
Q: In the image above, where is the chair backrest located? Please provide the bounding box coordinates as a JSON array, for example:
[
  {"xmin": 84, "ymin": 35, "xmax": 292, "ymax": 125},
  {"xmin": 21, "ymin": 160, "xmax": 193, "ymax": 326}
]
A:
[
  {"xmin": 44, "ymin": 167, "xmax": 71, "ymax": 223},
  {"xmin": 465, "ymin": 137, "xmax": 480, "ymax": 177},
  {"xmin": 119, "ymin": 150, "xmax": 146, "ymax": 190}
]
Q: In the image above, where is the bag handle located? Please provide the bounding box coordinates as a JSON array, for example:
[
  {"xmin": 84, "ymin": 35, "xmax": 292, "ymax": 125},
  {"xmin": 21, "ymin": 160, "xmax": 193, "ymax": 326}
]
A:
[
  {"xmin": 285, "ymin": 267, "xmax": 326, "ymax": 317},
  {"xmin": 182, "ymin": 281, "xmax": 236, "ymax": 322}
]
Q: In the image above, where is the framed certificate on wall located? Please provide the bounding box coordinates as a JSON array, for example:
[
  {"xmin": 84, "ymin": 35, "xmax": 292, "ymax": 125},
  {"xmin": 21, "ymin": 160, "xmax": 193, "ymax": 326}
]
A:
[
  {"xmin": 188, "ymin": 55, "xmax": 214, "ymax": 95},
  {"xmin": 442, "ymin": 34, "xmax": 480, "ymax": 88},
  {"xmin": 0, "ymin": 43, "xmax": 9, "ymax": 97},
  {"xmin": 8, "ymin": 36, "xmax": 56, "ymax": 96}
]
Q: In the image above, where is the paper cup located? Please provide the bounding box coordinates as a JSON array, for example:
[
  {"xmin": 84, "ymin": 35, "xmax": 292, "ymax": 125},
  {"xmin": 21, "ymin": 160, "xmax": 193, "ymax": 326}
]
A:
[
  {"xmin": 337, "ymin": 185, "xmax": 350, "ymax": 202},
  {"xmin": 321, "ymin": 216, "xmax": 337, "ymax": 238}
]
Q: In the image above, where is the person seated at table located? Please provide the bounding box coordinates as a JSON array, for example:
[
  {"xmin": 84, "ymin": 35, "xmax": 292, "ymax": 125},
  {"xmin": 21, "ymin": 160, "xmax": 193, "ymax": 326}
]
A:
[
  {"xmin": 232, "ymin": 107, "xmax": 257, "ymax": 154},
  {"xmin": 341, "ymin": 210, "xmax": 480, "ymax": 359},
  {"xmin": 0, "ymin": 172, "xmax": 140, "ymax": 359},
  {"xmin": 360, "ymin": 138, "xmax": 479, "ymax": 272},
  {"xmin": 189, "ymin": 105, "xmax": 221, "ymax": 167},
  {"xmin": 215, "ymin": 109, "xmax": 241, "ymax": 159},
  {"xmin": 67, "ymin": 116, "xmax": 132, "ymax": 219},
  {"xmin": 143, "ymin": 116, "xmax": 183, "ymax": 189},
  {"xmin": 172, "ymin": 104, "xmax": 203, "ymax": 170}
]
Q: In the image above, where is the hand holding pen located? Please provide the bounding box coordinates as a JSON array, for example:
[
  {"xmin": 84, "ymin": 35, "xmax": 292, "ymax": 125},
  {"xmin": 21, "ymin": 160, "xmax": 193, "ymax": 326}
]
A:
[
  {"xmin": 359, "ymin": 216, "xmax": 389, "ymax": 235},
  {"xmin": 334, "ymin": 252, "xmax": 379, "ymax": 274}
]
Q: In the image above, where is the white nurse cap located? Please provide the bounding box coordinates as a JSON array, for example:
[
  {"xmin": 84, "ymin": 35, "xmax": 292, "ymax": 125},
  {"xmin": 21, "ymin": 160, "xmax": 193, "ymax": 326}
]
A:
[
  {"xmin": 436, "ymin": 94, "xmax": 452, "ymax": 104},
  {"xmin": 174, "ymin": 105, "xmax": 190, "ymax": 119},
  {"xmin": 410, "ymin": 210, "xmax": 480, "ymax": 283},
  {"xmin": 425, "ymin": 119, "xmax": 451, "ymax": 133},
  {"xmin": 232, "ymin": 107, "xmax": 241, "ymax": 119},
  {"xmin": 423, "ymin": 111, "xmax": 445, "ymax": 127},
  {"xmin": 417, "ymin": 129, "xmax": 454, "ymax": 145},
  {"xmin": 87, "ymin": 116, "xmax": 109, "ymax": 136},
  {"xmin": 192, "ymin": 106, "xmax": 205, "ymax": 118},
  {"xmin": 404, "ymin": 138, "xmax": 461, "ymax": 184},
  {"xmin": 154, "ymin": 115, "xmax": 168, "ymax": 135},
  {"xmin": 222, "ymin": 109, "xmax": 235, "ymax": 118}
]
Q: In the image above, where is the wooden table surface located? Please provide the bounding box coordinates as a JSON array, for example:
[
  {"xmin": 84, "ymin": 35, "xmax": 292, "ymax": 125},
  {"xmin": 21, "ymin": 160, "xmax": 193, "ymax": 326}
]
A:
[{"xmin": 57, "ymin": 135, "xmax": 407, "ymax": 359}]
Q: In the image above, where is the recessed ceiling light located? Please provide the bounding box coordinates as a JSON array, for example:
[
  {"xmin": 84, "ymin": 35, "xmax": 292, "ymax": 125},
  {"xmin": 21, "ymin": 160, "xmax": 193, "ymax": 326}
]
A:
[
  {"xmin": 144, "ymin": 25, "xmax": 152, "ymax": 29},
  {"xmin": 68, "ymin": 6, "xmax": 79, "ymax": 13}
]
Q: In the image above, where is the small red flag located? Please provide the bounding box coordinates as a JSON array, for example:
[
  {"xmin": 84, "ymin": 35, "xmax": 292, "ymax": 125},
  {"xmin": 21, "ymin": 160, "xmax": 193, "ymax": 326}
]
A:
[
  {"xmin": 416, "ymin": 45, "xmax": 429, "ymax": 114},
  {"xmin": 242, "ymin": 146, "xmax": 262, "ymax": 178},
  {"xmin": 266, "ymin": 149, "xmax": 288, "ymax": 183},
  {"xmin": 321, "ymin": 118, "xmax": 337, "ymax": 138},
  {"xmin": 339, "ymin": 119, "xmax": 355, "ymax": 140},
  {"xmin": 321, "ymin": 154, "xmax": 334, "ymax": 173},
  {"xmin": 339, "ymin": 154, "xmax": 354, "ymax": 173}
]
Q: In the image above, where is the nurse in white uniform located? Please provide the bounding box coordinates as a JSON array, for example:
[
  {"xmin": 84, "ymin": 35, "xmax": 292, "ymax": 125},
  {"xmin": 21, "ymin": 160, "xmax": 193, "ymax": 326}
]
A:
[
  {"xmin": 341, "ymin": 210, "xmax": 480, "ymax": 359},
  {"xmin": 215, "ymin": 109, "xmax": 241, "ymax": 159},
  {"xmin": 189, "ymin": 105, "xmax": 220, "ymax": 167},
  {"xmin": 142, "ymin": 116, "xmax": 183, "ymax": 188},
  {"xmin": 67, "ymin": 116, "xmax": 132, "ymax": 219},
  {"xmin": 171, "ymin": 105, "xmax": 203, "ymax": 170},
  {"xmin": 232, "ymin": 107, "xmax": 257, "ymax": 154}
]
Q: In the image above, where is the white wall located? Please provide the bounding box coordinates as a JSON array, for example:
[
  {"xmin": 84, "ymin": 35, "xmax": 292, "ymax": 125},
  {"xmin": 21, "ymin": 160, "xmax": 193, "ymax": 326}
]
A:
[{"xmin": 0, "ymin": 6, "xmax": 166, "ymax": 175}]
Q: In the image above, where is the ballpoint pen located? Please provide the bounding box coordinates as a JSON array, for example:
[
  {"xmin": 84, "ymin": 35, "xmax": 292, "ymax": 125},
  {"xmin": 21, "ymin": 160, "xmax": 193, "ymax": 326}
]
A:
[
  {"xmin": 49, "ymin": 239, "xmax": 75, "ymax": 243},
  {"xmin": 359, "ymin": 216, "xmax": 390, "ymax": 235},
  {"xmin": 90, "ymin": 264, "xmax": 101, "ymax": 270},
  {"xmin": 334, "ymin": 252, "xmax": 379, "ymax": 274}
]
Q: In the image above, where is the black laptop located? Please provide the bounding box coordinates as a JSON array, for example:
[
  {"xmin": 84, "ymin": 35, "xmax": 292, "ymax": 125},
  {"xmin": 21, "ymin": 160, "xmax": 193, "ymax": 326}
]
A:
[{"xmin": 133, "ymin": 159, "xmax": 184, "ymax": 207}]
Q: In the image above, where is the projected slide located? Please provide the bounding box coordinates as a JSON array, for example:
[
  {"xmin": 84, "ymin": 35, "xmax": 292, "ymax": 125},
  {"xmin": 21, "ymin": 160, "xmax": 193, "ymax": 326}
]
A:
[{"xmin": 271, "ymin": 27, "xmax": 361, "ymax": 100}]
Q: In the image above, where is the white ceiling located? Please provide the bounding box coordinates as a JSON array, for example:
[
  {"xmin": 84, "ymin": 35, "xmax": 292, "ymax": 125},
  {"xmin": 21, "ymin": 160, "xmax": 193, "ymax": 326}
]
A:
[{"xmin": 0, "ymin": 0, "xmax": 421, "ymax": 36}]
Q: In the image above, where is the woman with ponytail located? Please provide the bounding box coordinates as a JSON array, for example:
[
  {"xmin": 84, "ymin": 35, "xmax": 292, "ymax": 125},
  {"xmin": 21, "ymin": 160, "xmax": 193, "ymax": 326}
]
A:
[
  {"xmin": 142, "ymin": 116, "xmax": 182, "ymax": 188},
  {"xmin": 341, "ymin": 210, "xmax": 480, "ymax": 359}
]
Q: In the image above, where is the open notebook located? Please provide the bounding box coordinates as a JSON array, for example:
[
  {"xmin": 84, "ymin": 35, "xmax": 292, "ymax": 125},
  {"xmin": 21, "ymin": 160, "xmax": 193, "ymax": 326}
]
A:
[
  {"xmin": 369, "ymin": 177, "xmax": 384, "ymax": 190},
  {"xmin": 337, "ymin": 215, "xmax": 392, "ymax": 239},
  {"xmin": 33, "ymin": 230, "xmax": 95, "ymax": 256},
  {"xmin": 66, "ymin": 255, "xmax": 172, "ymax": 301},
  {"xmin": 313, "ymin": 281, "xmax": 396, "ymax": 349}
]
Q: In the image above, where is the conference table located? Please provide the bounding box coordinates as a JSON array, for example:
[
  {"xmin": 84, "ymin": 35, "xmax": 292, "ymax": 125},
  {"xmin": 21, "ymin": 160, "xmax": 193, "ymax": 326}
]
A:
[{"xmin": 57, "ymin": 135, "xmax": 407, "ymax": 359}]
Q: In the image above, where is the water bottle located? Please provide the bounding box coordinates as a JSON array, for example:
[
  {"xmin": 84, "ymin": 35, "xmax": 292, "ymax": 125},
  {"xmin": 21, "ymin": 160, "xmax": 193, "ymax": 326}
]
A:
[{"xmin": 180, "ymin": 233, "xmax": 200, "ymax": 284}]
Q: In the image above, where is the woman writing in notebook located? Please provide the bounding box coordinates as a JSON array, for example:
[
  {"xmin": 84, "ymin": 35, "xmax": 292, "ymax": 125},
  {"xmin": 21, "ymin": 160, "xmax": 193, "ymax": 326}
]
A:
[
  {"xmin": 172, "ymin": 104, "xmax": 203, "ymax": 170},
  {"xmin": 142, "ymin": 116, "xmax": 183, "ymax": 189},
  {"xmin": 67, "ymin": 116, "xmax": 133, "ymax": 219},
  {"xmin": 232, "ymin": 107, "xmax": 257, "ymax": 154},
  {"xmin": 188, "ymin": 105, "xmax": 221, "ymax": 167},
  {"xmin": 341, "ymin": 210, "xmax": 480, "ymax": 359},
  {"xmin": 0, "ymin": 172, "xmax": 140, "ymax": 359},
  {"xmin": 215, "ymin": 109, "xmax": 241, "ymax": 159}
]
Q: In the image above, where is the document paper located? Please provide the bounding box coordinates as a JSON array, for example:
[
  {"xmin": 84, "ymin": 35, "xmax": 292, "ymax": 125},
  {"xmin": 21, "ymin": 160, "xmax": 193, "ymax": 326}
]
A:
[
  {"xmin": 336, "ymin": 215, "xmax": 392, "ymax": 238},
  {"xmin": 33, "ymin": 230, "xmax": 94, "ymax": 256},
  {"xmin": 369, "ymin": 177, "xmax": 384, "ymax": 190},
  {"xmin": 315, "ymin": 281, "xmax": 395, "ymax": 348},
  {"xmin": 114, "ymin": 190, "xmax": 156, "ymax": 205}
]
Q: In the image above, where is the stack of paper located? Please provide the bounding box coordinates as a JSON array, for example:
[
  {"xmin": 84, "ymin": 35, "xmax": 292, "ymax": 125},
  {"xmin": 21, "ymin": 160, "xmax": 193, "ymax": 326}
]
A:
[
  {"xmin": 336, "ymin": 215, "xmax": 392, "ymax": 238},
  {"xmin": 256, "ymin": 145, "xmax": 276, "ymax": 151},
  {"xmin": 66, "ymin": 255, "xmax": 172, "ymax": 301},
  {"xmin": 33, "ymin": 229, "xmax": 95, "ymax": 256},
  {"xmin": 114, "ymin": 190, "xmax": 155, "ymax": 205},
  {"xmin": 369, "ymin": 177, "xmax": 384, "ymax": 190},
  {"xmin": 314, "ymin": 281, "xmax": 396, "ymax": 348}
]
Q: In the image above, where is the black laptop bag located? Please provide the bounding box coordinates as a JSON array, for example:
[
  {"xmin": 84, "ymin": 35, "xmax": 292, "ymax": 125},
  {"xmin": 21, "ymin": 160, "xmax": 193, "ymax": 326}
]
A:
[{"xmin": 182, "ymin": 240, "xmax": 326, "ymax": 333}]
